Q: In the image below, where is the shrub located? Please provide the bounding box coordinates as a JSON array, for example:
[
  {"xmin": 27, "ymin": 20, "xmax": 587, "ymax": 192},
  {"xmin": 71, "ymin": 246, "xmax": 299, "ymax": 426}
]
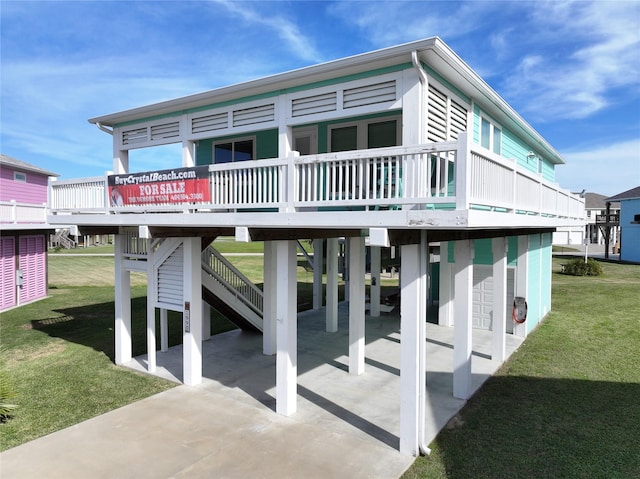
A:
[
  {"xmin": 563, "ymin": 258, "xmax": 603, "ymax": 276},
  {"xmin": 0, "ymin": 371, "xmax": 17, "ymax": 422}
]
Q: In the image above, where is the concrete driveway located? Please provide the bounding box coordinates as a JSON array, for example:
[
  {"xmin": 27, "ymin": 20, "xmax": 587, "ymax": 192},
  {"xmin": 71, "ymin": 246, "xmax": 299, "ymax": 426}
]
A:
[{"xmin": 0, "ymin": 305, "xmax": 522, "ymax": 478}]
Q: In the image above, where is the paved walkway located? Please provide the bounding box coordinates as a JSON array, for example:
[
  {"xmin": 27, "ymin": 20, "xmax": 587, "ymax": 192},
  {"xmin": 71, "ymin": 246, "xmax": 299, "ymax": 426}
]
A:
[{"xmin": 1, "ymin": 305, "xmax": 522, "ymax": 479}]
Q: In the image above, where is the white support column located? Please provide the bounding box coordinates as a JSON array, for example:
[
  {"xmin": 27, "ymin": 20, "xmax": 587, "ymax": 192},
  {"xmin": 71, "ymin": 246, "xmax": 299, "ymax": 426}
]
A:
[
  {"xmin": 113, "ymin": 149, "xmax": 129, "ymax": 175},
  {"xmin": 183, "ymin": 238, "xmax": 203, "ymax": 386},
  {"xmin": 202, "ymin": 301, "xmax": 211, "ymax": 341},
  {"xmin": 399, "ymin": 242, "xmax": 421, "ymax": 456},
  {"xmin": 182, "ymin": 140, "xmax": 195, "ymax": 167},
  {"xmin": 160, "ymin": 309, "xmax": 168, "ymax": 352},
  {"xmin": 349, "ymin": 236, "xmax": 366, "ymax": 376},
  {"xmin": 263, "ymin": 241, "xmax": 277, "ymax": 355},
  {"xmin": 438, "ymin": 241, "xmax": 453, "ymax": 327},
  {"xmin": 146, "ymin": 239, "xmax": 156, "ymax": 372},
  {"xmin": 492, "ymin": 237, "xmax": 508, "ymax": 362},
  {"xmin": 453, "ymin": 240, "xmax": 473, "ymax": 400},
  {"xmin": 514, "ymin": 235, "xmax": 529, "ymax": 338},
  {"xmin": 276, "ymin": 240, "xmax": 297, "ymax": 416},
  {"xmin": 114, "ymin": 234, "xmax": 132, "ymax": 365},
  {"xmin": 312, "ymin": 238, "xmax": 324, "ymax": 310},
  {"xmin": 370, "ymin": 246, "xmax": 381, "ymax": 317},
  {"xmin": 326, "ymin": 238, "xmax": 339, "ymax": 333}
]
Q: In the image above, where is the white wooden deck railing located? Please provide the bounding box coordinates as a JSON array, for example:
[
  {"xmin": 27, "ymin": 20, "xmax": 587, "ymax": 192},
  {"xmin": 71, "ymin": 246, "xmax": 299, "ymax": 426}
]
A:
[
  {"xmin": 0, "ymin": 200, "xmax": 48, "ymax": 223},
  {"xmin": 48, "ymin": 134, "xmax": 584, "ymax": 220},
  {"xmin": 201, "ymin": 245, "xmax": 263, "ymax": 315}
]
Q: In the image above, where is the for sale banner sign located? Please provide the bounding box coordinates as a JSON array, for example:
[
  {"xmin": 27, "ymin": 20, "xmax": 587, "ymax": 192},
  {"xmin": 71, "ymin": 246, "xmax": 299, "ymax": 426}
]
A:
[{"xmin": 108, "ymin": 166, "xmax": 210, "ymax": 206}]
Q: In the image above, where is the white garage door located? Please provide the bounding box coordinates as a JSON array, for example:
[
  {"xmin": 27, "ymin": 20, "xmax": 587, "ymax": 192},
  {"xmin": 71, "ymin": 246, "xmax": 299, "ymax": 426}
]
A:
[{"xmin": 472, "ymin": 265, "xmax": 515, "ymax": 331}]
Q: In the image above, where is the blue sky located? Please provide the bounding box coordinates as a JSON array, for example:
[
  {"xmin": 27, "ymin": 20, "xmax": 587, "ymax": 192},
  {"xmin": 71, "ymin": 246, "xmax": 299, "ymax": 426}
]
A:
[{"xmin": 1, "ymin": 0, "xmax": 639, "ymax": 197}]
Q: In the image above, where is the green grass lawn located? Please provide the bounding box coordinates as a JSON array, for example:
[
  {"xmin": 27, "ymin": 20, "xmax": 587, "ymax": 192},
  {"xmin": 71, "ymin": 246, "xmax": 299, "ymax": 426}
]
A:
[
  {"xmin": 3, "ymin": 253, "xmax": 638, "ymax": 478},
  {"xmin": 0, "ymin": 250, "xmax": 357, "ymax": 451},
  {"xmin": 403, "ymin": 258, "xmax": 640, "ymax": 478}
]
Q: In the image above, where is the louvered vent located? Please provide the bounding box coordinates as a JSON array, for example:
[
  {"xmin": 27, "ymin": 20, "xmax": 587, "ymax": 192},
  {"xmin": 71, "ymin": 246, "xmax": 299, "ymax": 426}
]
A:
[
  {"xmin": 157, "ymin": 243, "xmax": 183, "ymax": 310},
  {"xmin": 343, "ymin": 80, "xmax": 396, "ymax": 109},
  {"xmin": 449, "ymin": 99, "xmax": 467, "ymax": 140},
  {"xmin": 122, "ymin": 127, "xmax": 148, "ymax": 145},
  {"xmin": 291, "ymin": 92, "xmax": 337, "ymax": 117},
  {"xmin": 233, "ymin": 103, "xmax": 275, "ymax": 127},
  {"xmin": 150, "ymin": 121, "xmax": 180, "ymax": 140},
  {"xmin": 427, "ymin": 85, "xmax": 447, "ymax": 143},
  {"xmin": 192, "ymin": 112, "xmax": 229, "ymax": 134}
]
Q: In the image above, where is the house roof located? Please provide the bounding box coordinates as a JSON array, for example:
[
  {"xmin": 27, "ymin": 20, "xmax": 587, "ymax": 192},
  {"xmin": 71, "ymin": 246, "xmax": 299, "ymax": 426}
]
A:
[
  {"xmin": 0, "ymin": 154, "xmax": 59, "ymax": 177},
  {"xmin": 606, "ymin": 186, "xmax": 640, "ymax": 202},
  {"xmin": 88, "ymin": 37, "xmax": 565, "ymax": 165},
  {"xmin": 584, "ymin": 192, "xmax": 619, "ymax": 210}
]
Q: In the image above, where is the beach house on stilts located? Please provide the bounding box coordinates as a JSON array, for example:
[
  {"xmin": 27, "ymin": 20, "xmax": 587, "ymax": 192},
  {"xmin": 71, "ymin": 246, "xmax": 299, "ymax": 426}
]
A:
[{"xmin": 48, "ymin": 37, "xmax": 585, "ymax": 456}]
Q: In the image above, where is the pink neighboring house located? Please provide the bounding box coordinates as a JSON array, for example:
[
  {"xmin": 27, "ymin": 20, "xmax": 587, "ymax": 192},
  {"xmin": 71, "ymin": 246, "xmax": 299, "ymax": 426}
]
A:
[{"xmin": 0, "ymin": 154, "xmax": 59, "ymax": 311}]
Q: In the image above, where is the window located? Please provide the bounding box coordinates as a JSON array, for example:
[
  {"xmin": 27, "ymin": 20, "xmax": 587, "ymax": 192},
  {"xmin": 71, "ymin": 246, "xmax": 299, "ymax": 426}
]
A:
[
  {"xmin": 328, "ymin": 117, "xmax": 399, "ymax": 152},
  {"xmin": 213, "ymin": 137, "xmax": 254, "ymax": 163},
  {"xmin": 480, "ymin": 116, "xmax": 501, "ymax": 155},
  {"xmin": 14, "ymin": 172, "xmax": 26, "ymax": 182}
]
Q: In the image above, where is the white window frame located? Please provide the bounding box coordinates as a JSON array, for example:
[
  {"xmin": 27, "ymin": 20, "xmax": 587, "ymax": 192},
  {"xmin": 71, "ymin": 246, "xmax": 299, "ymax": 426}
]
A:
[
  {"xmin": 212, "ymin": 135, "xmax": 256, "ymax": 163},
  {"xmin": 293, "ymin": 126, "xmax": 318, "ymax": 155},
  {"xmin": 327, "ymin": 115, "xmax": 401, "ymax": 152},
  {"xmin": 14, "ymin": 171, "xmax": 27, "ymax": 182},
  {"xmin": 480, "ymin": 115, "xmax": 502, "ymax": 155}
]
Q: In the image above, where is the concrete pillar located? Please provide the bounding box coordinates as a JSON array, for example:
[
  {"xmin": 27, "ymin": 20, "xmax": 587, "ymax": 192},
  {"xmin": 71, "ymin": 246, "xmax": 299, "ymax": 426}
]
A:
[
  {"xmin": 438, "ymin": 241, "xmax": 453, "ymax": 327},
  {"xmin": 399, "ymin": 242, "xmax": 425, "ymax": 456},
  {"xmin": 370, "ymin": 246, "xmax": 381, "ymax": 317},
  {"xmin": 146, "ymin": 241, "xmax": 157, "ymax": 372},
  {"xmin": 453, "ymin": 240, "xmax": 473, "ymax": 400},
  {"xmin": 514, "ymin": 236, "xmax": 529, "ymax": 338},
  {"xmin": 276, "ymin": 240, "xmax": 297, "ymax": 416},
  {"xmin": 312, "ymin": 238, "xmax": 324, "ymax": 310},
  {"xmin": 160, "ymin": 309, "xmax": 168, "ymax": 352},
  {"xmin": 183, "ymin": 238, "xmax": 203, "ymax": 386},
  {"xmin": 326, "ymin": 238, "xmax": 339, "ymax": 332},
  {"xmin": 202, "ymin": 301, "xmax": 211, "ymax": 341},
  {"xmin": 349, "ymin": 236, "xmax": 366, "ymax": 376},
  {"xmin": 492, "ymin": 237, "xmax": 507, "ymax": 362},
  {"xmin": 263, "ymin": 241, "xmax": 277, "ymax": 355},
  {"xmin": 114, "ymin": 234, "xmax": 132, "ymax": 365}
]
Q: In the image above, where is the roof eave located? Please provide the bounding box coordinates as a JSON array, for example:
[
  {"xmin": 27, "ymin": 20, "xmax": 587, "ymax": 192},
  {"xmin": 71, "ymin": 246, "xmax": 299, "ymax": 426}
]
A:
[{"xmin": 88, "ymin": 36, "xmax": 564, "ymax": 165}]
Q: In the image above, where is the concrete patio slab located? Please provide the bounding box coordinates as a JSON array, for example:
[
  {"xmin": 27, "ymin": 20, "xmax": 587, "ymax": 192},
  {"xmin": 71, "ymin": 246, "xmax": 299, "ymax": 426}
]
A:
[{"xmin": 0, "ymin": 304, "xmax": 522, "ymax": 478}]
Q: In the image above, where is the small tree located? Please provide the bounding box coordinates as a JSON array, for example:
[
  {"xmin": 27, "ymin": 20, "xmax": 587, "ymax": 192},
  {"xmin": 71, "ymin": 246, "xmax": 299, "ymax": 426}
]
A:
[{"xmin": 563, "ymin": 258, "xmax": 603, "ymax": 276}]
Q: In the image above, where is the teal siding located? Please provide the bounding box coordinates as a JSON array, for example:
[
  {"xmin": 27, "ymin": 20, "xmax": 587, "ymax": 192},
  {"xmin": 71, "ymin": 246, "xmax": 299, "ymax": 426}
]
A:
[
  {"xmin": 448, "ymin": 237, "xmax": 518, "ymax": 266},
  {"xmin": 474, "ymin": 238, "xmax": 493, "ymax": 265},
  {"xmin": 508, "ymin": 236, "xmax": 518, "ymax": 266},
  {"xmin": 541, "ymin": 232, "xmax": 552, "ymax": 317},
  {"xmin": 540, "ymin": 157, "xmax": 555, "ymax": 182},
  {"xmin": 472, "ymin": 107, "xmax": 556, "ymax": 181},
  {"xmin": 472, "ymin": 105, "xmax": 481, "ymax": 144},
  {"xmin": 196, "ymin": 129, "xmax": 278, "ymax": 165},
  {"xmin": 526, "ymin": 234, "xmax": 542, "ymax": 333},
  {"xmin": 502, "ymin": 126, "xmax": 533, "ymax": 170}
]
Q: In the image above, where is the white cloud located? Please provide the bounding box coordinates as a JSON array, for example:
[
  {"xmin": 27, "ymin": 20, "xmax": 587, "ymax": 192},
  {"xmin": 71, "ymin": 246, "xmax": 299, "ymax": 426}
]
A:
[
  {"xmin": 557, "ymin": 139, "xmax": 640, "ymax": 196},
  {"xmin": 504, "ymin": 1, "xmax": 640, "ymax": 121},
  {"xmin": 208, "ymin": 0, "xmax": 324, "ymax": 63}
]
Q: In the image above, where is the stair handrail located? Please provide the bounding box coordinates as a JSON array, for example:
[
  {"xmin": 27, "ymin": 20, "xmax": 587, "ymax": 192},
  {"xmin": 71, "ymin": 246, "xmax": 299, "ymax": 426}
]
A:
[{"xmin": 201, "ymin": 245, "xmax": 263, "ymax": 316}]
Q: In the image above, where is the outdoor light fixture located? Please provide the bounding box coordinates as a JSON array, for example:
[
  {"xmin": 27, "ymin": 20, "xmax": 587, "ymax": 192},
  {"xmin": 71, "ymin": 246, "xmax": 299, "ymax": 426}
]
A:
[{"xmin": 526, "ymin": 151, "xmax": 537, "ymax": 162}]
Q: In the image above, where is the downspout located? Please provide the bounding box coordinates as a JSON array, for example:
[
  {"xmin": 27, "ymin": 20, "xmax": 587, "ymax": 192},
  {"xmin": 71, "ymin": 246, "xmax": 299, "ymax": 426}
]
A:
[
  {"xmin": 412, "ymin": 50, "xmax": 432, "ymax": 457},
  {"xmin": 411, "ymin": 50, "xmax": 429, "ymax": 144},
  {"xmin": 95, "ymin": 122, "xmax": 113, "ymax": 135}
]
